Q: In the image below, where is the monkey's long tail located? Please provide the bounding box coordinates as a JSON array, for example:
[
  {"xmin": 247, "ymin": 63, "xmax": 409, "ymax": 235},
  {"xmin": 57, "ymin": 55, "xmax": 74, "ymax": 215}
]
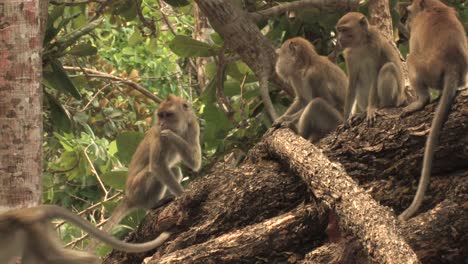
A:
[
  {"xmin": 398, "ymin": 70, "xmax": 458, "ymax": 221},
  {"xmin": 44, "ymin": 205, "xmax": 171, "ymax": 253}
]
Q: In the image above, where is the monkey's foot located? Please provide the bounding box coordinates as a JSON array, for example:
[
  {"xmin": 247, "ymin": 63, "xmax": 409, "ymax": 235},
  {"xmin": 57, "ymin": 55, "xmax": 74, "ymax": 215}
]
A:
[
  {"xmin": 400, "ymin": 100, "xmax": 427, "ymax": 118},
  {"xmin": 366, "ymin": 108, "xmax": 378, "ymax": 126}
]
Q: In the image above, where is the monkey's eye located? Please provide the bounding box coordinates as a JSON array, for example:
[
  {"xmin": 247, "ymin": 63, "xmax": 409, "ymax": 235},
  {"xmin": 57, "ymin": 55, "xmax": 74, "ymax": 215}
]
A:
[{"xmin": 157, "ymin": 112, "xmax": 174, "ymax": 118}]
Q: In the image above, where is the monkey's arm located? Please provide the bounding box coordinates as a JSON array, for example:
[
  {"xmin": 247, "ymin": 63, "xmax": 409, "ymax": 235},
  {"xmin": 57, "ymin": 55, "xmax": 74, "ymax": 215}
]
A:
[
  {"xmin": 274, "ymin": 98, "xmax": 304, "ymax": 126},
  {"xmin": 344, "ymin": 77, "xmax": 357, "ymax": 120},
  {"xmin": 160, "ymin": 129, "xmax": 201, "ymax": 171},
  {"xmin": 366, "ymin": 80, "xmax": 379, "ymax": 125}
]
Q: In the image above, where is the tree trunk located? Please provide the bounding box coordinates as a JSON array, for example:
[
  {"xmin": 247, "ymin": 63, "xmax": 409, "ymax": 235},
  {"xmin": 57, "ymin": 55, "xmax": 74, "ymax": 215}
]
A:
[
  {"xmin": 0, "ymin": 0, "xmax": 44, "ymax": 210},
  {"xmin": 103, "ymin": 90, "xmax": 467, "ymax": 264},
  {"xmin": 368, "ymin": 0, "xmax": 394, "ymax": 42},
  {"xmin": 193, "ymin": 3, "xmax": 212, "ymax": 91}
]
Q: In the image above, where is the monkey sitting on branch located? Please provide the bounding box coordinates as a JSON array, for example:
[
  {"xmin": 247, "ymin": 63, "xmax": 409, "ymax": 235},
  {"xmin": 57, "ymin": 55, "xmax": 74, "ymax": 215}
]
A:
[
  {"xmin": 0, "ymin": 205, "xmax": 173, "ymax": 264},
  {"xmin": 336, "ymin": 12, "xmax": 407, "ymax": 126},
  {"xmin": 273, "ymin": 37, "xmax": 348, "ymax": 143},
  {"xmin": 88, "ymin": 94, "xmax": 202, "ymax": 250},
  {"xmin": 398, "ymin": 0, "xmax": 467, "ymax": 221}
]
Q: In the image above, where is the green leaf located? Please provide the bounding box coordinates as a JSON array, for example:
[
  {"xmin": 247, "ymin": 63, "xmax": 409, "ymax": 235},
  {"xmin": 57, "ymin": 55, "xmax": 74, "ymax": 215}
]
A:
[
  {"xmin": 69, "ymin": 42, "xmax": 97, "ymax": 56},
  {"xmin": 115, "ymin": 132, "xmax": 145, "ymax": 165},
  {"xmin": 43, "ymin": 60, "xmax": 82, "ymax": 100},
  {"xmin": 101, "ymin": 170, "xmax": 127, "ymax": 190},
  {"xmin": 128, "ymin": 31, "xmax": 144, "ymax": 46},
  {"xmin": 168, "ymin": 35, "xmax": 219, "ymax": 58},
  {"xmin": 45, "ymin": 91, "xmax": 73, "ymax": 132},
  {"xmin": 164, "ymin": 0, "xmax": 190, "ymax": 7}
]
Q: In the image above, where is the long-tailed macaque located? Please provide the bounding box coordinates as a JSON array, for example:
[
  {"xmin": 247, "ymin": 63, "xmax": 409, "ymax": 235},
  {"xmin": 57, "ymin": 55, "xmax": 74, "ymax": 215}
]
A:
[
  {"xmin": 336, "ymin": 12, "xmax": 406, "ymax": 125},
  {"xmin": 0, "ymin": 205, "xmax": 172, "ymax": 264},
  {"xmin": 398, "ymin": 0, "xmax": 467, "ymax": 221},
  {"xmin": 89, "ymin": 94, "xmax": 201, "ymax": 249},
  {"xmin": 274, "ymin": 37, "xmax": 348, "ymax": 142}
]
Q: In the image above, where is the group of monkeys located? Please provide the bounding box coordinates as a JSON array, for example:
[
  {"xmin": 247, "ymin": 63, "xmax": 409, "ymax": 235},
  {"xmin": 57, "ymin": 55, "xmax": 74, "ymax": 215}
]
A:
[{"xmin": 0, "ymin": 0, "xmax": 466, "ymax": 263}]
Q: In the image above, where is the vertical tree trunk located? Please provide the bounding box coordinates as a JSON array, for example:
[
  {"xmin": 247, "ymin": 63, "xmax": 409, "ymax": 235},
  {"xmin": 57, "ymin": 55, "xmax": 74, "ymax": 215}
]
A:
[
  {"xmin": 193, "ymin": 3, "xmax": 213, "ymax": 91},
  {"xmin": 0, "ymin": 0, "xmax": 44, "ymax": 210},
  {"xmin": 368, "ymin": 0, "xmax": 394, "ymax": 41}
]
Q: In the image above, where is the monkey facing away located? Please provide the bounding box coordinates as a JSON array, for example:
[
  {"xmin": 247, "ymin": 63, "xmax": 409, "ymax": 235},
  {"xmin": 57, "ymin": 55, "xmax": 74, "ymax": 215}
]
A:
[
  {"xmin": 274, "ymin": 37, "xmax": 348, "ymax": 143},
  {"xmin": 89, "ymin": 94, "xmax": 201, "ymax": 249},
  {"xmin": 398, "ymin": 0, "xmax": 467, "ymax": 221},
  {"xmin": 336, "ymin": 12, "xmax": 407, "ymax": 125},
  {"xmin": 0, "ymin": 205, "xmax": 172, "ymax": 264}
]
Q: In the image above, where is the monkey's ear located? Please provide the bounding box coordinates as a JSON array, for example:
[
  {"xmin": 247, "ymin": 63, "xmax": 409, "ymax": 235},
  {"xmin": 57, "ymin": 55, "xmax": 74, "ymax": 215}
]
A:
[
  {"xmin": 359, "ymin": 16, "xmax": 368, "ymax": 31},
  {"xmin": 419, "ymin": 0, "xmax": 427, "ymax": 9},
  {"xmin": 182, "ymin": 102, "xmax": 189, "ymax": 110},
  {"xmin": 288, "ymin": 41, "xmax": 297, "ymax": 53}
]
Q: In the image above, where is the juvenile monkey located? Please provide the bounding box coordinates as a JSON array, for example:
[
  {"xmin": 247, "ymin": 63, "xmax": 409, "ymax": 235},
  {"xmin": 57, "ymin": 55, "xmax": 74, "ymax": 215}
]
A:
[
  {"xmin": 398, "ymin": 0, "xmax": 467, "ymax": 221},
  {"xmin": 89, "ymin": 94, "xmax": 201, "ymax": 249},
  {"xmin": 0, "ymin": 205, "xmax": 172, "ymax": 264},
  {"xmin": 274, "ymin": 37, "xmax": 348, "ymax": 142},
  {"xmin": 336, "ymin": 12, "xmax": 406, "ymax": 125}
]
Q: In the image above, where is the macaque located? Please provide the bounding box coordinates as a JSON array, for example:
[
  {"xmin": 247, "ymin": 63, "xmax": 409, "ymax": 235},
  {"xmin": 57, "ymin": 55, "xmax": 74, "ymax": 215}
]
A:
[
  {"xmin": 0, "ymin": 205, "xmax": 172, "ymax": 264},
  {"xmin": 398, "ymin": 0, "xmax": 467, "ymax": 221},
  {"xmin": 274, "ymin": 37, "xmax": 348, "ymax": 143},
  {"xmin": 89, "ymin": 94, "xmax": 201, "ymax": 249},
  {"xmin": 336, "ymin": 12, "xmax": 406, "ymax": 125}
]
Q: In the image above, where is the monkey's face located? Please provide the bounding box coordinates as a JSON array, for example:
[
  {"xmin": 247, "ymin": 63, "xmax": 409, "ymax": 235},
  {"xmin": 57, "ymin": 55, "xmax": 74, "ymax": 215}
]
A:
[
  {"xmin": 336, "ymin": 12, "xmax": 368, "ymax": 49},
  {"xmin": 157, "ymin": 95, "xmax": 191, "ymax": 134}
]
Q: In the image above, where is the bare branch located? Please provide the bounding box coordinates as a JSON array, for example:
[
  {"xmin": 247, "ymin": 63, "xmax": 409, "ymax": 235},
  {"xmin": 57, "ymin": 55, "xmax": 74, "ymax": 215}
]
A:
[
  {"xmin": 249, "ymin": 0, "xmax": 359, "ymax": 22},
  {"xmin": 63, "ymin": 66, "xmax": 163, "ymax": 103}
]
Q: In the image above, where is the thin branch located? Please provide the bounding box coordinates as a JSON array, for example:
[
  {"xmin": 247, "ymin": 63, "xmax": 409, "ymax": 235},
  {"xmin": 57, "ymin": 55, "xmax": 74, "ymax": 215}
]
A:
[
  {"xmin": 50, "ymin": 0, "xmax": 104, "ymax": 5},
  {"xmin": 135, "ymin": 0, "xmax": 158, "ymax": 36},
  {"xmin": 249, "ymin": 0, "xmax": 359, "ymax": 22},
  {"xmin": 63, "ymin": 66, "xmax": 163, "ymax": 103},
  {"xmin": 83, "ymin": 145, "xmax": 108, "ymax": 196},
  {"xmin": 216, "ymin": 46, "xmax": 234, "ymax": 120},
  {"xmin": 156, "ymin": 0, "xmax": 177, "ymax": 35}
]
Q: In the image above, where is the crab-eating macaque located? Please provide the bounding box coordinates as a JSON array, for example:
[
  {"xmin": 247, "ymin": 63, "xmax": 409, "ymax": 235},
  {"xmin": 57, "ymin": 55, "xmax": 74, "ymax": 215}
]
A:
[
  {"xmin": 274, "ymin": 37, "xmax": 348, "ymax": 143},
  {"xmin": 88, "ymin": 94, "xmax": 201, "ymax": 250},
  {"xmin": 398, "ymin": 0, "xmax": 467, "ymax": 221},
  {"xmin": 336, "ymin": 12, "xmax": 407, "ymax": 125},
  {"xmin": 0, "ymin": 205, "xmax": 174, "ymax": 264}
]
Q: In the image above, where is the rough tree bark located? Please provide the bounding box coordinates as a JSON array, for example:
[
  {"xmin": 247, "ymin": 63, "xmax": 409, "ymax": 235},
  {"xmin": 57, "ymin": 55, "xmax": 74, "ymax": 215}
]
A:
[
  {"xmin": 193, "ymin": 3, "xmax": 213, "ymax": 91},
  {"xmin": 0, "ymin": 0, "xmax": 45, "ymax": 210},
  {"xmin": 368, "ymin": 0, "xmax": 394, "ymax": 42},
  {"xmin": 103, "ymin": 90, "xmax": 467, "ymax": 263}
]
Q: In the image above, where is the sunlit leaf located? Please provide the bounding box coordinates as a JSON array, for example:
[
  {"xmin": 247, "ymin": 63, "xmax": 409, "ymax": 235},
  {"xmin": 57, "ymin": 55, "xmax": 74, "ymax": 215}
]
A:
[
  {"xmin": 69, "ymin": 42, "xmax": 98, "ymax": 56},
  {"xmin": 116, "ymin": 132, "xmax": 145, "ymax": 165},
  {"xmin": 168, "ymin": 35, "xmax": 219, "ymax": 58},
  {"xmin": 101, "ymin": 170, "xmax": 127, "ymax": 190}
]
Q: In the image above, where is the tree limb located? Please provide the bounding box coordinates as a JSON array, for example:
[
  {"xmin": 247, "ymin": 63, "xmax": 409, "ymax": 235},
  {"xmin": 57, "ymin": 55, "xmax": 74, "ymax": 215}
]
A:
[
  {"xmin": 249, "ymin": 0, "xmax": 359, "ymax": 22},
  {"xmin": 63, "ymin": 66, "xmax": 163, "ymax": 103},
  {"xmin": 264, "ymin": 128, "xmax": 420, "ymax": 263}
]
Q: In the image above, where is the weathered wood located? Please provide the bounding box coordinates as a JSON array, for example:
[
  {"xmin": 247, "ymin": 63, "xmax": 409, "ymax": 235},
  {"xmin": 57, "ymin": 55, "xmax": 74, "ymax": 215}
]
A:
[
  {"xmin": 264, "ymin": 128, "xmax": 420, "ymax": 263},
  {"xmin": 146, "ymin": 204, "xmax": 323, "ymax": 264}
]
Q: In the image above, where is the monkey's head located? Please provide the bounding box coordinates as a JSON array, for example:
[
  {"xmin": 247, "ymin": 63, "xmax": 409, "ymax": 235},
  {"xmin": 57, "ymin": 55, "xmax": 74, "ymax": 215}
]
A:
[
  {"xmin": 336, "ymin": 12, "xmax": 369, "ymax": 49},
  {"xmin": 406, "ymin": 0, "xmax": 445, "ymax": 31},
  {"xmin": 156, "ymin": 95, "xmax": 193, "ymax": 134},
  {"xmin": 275, "ymin": 37, "xmax": 316, "ymax": 79}
]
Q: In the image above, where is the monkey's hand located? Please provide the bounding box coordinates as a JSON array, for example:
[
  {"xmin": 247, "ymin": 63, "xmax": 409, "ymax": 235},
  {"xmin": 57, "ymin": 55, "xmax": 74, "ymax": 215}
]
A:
[
  {"xmin": 272, "ymin": 115, "xmax": 296, "ymax": 129},
  {"xmin": 160, "ymin": 129, "xmax": 180, "ymax": 143}
]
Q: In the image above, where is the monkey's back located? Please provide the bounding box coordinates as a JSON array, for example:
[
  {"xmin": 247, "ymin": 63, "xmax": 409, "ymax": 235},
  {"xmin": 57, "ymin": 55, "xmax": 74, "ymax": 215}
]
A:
[{"xmin": 410, "ymin": 7, "xmax": 467, "ymax": 87}]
